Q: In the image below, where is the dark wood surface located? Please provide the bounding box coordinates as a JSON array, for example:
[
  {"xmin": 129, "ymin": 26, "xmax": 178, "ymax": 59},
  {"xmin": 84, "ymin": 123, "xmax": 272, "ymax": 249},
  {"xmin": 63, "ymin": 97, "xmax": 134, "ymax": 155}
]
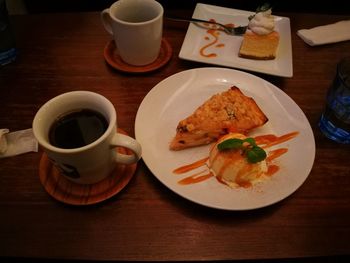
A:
[{"xmin": 1, "ymin": 8, "xmax": 350, "ymax": 262}]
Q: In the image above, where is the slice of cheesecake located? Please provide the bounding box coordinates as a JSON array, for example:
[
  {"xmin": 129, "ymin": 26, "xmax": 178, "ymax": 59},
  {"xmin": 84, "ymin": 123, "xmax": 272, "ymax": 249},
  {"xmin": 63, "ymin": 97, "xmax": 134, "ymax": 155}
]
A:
[{"xmin": 239, "ymin": 30, "xmax": 280, "ymax": 60}]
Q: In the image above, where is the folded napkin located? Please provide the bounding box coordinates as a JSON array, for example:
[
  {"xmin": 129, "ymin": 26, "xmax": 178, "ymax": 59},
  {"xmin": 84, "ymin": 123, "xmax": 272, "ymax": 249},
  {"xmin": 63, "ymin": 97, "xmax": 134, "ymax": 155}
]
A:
[
  {"xmin": 0, "ymin": 128, "xmax": 38, "ymax": 158},
  {"xmin": 297, "ymin": 20, "xmax": 350, "ymax": 46}
]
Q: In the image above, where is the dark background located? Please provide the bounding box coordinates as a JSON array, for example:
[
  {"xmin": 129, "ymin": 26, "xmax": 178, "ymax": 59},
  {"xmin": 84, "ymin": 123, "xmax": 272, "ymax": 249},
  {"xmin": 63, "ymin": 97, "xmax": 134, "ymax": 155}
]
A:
[{"xmin": 21, "ymin": 0, "xmax": 350, "ymax": 14}]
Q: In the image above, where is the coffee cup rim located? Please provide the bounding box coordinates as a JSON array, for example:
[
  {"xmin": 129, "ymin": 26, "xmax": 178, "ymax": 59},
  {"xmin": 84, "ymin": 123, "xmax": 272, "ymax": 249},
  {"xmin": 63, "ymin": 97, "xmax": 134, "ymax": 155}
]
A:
[
  {"xmin": 33, "ymin": 91, "xmax": 116, "ymax": 154},
  {"xmin": 108, "ymin": 0, "xmax": 163, "ymax": 26}
]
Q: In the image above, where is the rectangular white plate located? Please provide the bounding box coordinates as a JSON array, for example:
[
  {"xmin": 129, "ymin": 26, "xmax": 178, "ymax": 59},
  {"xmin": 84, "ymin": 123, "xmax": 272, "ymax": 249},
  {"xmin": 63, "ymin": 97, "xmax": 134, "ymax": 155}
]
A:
[{"xmin": 179, "ymin": 3, "xmax": 293, "ymax": 77}]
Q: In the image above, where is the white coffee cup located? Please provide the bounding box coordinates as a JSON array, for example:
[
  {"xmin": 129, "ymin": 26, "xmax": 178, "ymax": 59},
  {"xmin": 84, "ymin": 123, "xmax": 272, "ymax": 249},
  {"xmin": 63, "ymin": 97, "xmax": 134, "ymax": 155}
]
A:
[
  {"xmin": 32, "ymin": 91, "xmax": 142, "ymax": 184},
  {"xmin": 101, "ymin": 0, "xmax": 163, "ymax": 66}
]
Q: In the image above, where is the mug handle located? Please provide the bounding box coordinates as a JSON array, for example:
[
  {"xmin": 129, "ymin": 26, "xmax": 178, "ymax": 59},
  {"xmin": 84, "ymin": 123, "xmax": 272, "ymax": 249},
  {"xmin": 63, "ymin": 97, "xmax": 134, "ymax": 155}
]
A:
[
  {"xmin": 101, "ymin": 9, "xmax": 113, "ymax": 35},
  {"xmin": 110, "ymin": 133, "xmax": 142, "ymax": 165}
]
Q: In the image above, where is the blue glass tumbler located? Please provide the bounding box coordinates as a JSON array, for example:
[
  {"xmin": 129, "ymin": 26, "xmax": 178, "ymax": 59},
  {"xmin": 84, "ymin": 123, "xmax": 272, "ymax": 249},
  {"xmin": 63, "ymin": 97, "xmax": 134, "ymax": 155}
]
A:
[
  {"xmin": 0, "ymin": 0, "xmax": 16, "ymax": 66},
  {"xmin": 319, "ymin": 57, "xmax": 350, "ymax": 144}
]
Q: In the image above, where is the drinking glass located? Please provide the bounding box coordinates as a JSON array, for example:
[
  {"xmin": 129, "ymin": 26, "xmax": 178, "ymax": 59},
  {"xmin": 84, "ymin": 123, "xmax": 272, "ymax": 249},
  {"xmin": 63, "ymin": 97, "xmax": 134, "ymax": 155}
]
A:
[{"xmin": 319, "ymin": 57, "xmax": 350, "ymax": 143}]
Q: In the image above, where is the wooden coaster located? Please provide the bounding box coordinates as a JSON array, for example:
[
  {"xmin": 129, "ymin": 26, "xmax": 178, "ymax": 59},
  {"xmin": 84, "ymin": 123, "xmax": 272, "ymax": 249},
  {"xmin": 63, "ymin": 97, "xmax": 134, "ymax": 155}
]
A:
[
  {"xmin": 38, "ymin": 128, "xmax": 137, "ymax": 205},
  {"xmin": 104, "ymin": 38, "xmax": 172, "ymax": 73}
]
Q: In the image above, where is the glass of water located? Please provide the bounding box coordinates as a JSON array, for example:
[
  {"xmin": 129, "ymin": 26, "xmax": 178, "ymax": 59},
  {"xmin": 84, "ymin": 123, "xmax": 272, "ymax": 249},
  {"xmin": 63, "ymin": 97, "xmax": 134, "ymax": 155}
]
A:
[{"xmin": 319, "ymin": 57, "xmax": 350, "ymax": 143}]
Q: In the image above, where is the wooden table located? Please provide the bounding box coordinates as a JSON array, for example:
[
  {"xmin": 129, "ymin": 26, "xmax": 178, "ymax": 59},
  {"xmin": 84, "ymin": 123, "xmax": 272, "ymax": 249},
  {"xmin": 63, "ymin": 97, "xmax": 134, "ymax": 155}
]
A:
[{"xmin": 1, "ymin": 9, "xmax": 350, "ymax": 262}]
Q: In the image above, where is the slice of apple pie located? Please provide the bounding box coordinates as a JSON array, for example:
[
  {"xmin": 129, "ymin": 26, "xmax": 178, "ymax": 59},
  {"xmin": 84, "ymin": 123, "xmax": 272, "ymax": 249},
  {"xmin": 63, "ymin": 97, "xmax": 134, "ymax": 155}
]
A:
[{"xmin": 169, "ymin": 86, "xmax": 268, "ymax": 150}]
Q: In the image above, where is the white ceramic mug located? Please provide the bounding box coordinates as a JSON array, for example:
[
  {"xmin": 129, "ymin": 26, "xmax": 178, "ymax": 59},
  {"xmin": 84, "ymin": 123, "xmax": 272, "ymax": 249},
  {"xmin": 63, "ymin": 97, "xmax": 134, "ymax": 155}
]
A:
[
  {"xmin": 101, "ymin": 0, "xmax": 163, "ymax": 66},
  {"xmin": 32, "ymin": 91, "xmax": 142, "ymax": 184}
]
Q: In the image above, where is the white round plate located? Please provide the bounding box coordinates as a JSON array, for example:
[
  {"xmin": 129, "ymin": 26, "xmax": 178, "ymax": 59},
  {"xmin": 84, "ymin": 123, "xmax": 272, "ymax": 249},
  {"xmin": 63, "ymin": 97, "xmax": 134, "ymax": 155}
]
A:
[{"xmin": 135, "ymin": 68, "xmax": 315, "ymax": 210}]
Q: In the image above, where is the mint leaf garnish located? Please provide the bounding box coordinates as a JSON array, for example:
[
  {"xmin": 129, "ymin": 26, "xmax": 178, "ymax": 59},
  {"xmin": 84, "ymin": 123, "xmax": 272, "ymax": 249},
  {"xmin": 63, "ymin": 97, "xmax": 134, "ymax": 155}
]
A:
[
  {"xmin": 217, "ymin": 137, "xmax": 267, "ymax": 163},
  {"xmin": 246, "ymin": 146, "xmax": 267, "ymax": 163},
  {"xmin": 217, "ymin": 138, "xmax": 243, "ymax": 151},
  {"xmin": 248, "ymin": 3, "xmax": 272, "ymax": 21},
  {"xmin": 257, "ymin": 3, "xmax": 271, "ymax": 13},
  {"xmin": 243, "ymin": 137, "xmax": 256, "ymax": 147}
]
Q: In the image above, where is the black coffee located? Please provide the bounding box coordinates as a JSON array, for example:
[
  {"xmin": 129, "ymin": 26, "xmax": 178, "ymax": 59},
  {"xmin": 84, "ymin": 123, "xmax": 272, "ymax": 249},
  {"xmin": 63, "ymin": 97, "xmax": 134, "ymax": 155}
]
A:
[{"xmin": 49, "ymin": 109, "xmax": 108, "ymax": 149}]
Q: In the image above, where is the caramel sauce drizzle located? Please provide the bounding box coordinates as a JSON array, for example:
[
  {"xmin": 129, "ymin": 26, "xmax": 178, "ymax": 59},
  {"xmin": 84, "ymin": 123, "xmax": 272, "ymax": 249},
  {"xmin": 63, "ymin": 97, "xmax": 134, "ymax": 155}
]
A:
[
  {"xmin": 199, "ymin": 19, "xmax": 234, "ymax": 58},
  {"xmin": 178, "ymin": 170, "xmax": 213, "ymax": 185},
  {"xmin": 199, "ymin": 29, "xmax": 220, "ymax": 58},
  {"xmin": 255, "ymin": 131, "xmax": 299, "ymax": 148},
  {"xmin": 173, "ymin": 157, "xmax": 209, "ymax": 174},
  {"xmin": 172, "ymin": 131, "xmax": 299, "ymax": 187},
  {"xmin": 266, "ymin": 165, "xmax": 279, "ymax": 177},
  {"xmin": 266, "ymin": 148, "xmax": 288, "ymax": 162}
]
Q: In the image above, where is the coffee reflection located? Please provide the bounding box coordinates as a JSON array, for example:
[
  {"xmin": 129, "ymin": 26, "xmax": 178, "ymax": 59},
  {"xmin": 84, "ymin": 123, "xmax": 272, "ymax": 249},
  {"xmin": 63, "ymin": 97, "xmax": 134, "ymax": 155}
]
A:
[{"xmin": 49, "ymin": 109, "xmax": 108, "ymax": 149}]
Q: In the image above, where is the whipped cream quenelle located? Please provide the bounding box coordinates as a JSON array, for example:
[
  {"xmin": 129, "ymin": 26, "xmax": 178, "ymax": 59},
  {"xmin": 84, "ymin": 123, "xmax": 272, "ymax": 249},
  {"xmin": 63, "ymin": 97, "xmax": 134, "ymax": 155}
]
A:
[
  {"xmin": 248, "ymin": 8, "xmax": 275, "ymax": 35},
  {"xmin": 208, "ymin": 133, "xmax": 268, "ymax": 188}
]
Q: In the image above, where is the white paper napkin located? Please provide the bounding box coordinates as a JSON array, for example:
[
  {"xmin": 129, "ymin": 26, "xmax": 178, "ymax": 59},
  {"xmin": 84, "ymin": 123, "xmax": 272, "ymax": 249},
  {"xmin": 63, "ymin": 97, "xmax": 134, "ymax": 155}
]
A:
[
  {"xmin": 0, "ymin": 128, "xmax": 38, "ymax": 158},
  {"xmin": 297, "ymin": 20, "xmax": 350, "ymax": 46}
]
